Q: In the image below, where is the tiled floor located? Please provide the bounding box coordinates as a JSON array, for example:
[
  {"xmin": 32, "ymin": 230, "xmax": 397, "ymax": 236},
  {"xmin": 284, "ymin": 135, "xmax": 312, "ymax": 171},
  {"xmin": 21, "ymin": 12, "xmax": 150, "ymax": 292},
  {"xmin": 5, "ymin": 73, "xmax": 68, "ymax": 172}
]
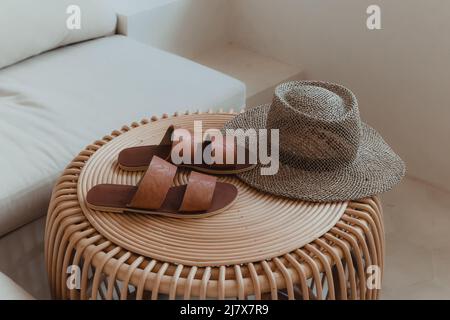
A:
[{"xmin": 381, "ymin": 176, "xmax": 450, "ymax": 299}]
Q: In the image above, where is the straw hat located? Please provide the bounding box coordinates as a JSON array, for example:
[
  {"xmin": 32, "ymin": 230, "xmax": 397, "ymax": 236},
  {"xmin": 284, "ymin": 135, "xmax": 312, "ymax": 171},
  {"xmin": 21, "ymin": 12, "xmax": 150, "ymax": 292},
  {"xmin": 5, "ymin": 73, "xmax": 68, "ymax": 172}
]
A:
[{"xmin": 223, "ymin": 81, "xmax": 405, "ymax": 202}]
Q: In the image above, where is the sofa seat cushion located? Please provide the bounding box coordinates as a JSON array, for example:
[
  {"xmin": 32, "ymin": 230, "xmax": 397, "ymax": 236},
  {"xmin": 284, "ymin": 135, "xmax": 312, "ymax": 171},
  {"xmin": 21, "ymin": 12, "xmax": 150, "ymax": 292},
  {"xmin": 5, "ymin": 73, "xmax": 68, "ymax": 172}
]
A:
[
  {"xmin": 0, "ymin": 35, "xmax": 246, "ymax": 237},
  {"xmin": 0, "ymin": 272, "xmax": 34, "ymax": 300}
]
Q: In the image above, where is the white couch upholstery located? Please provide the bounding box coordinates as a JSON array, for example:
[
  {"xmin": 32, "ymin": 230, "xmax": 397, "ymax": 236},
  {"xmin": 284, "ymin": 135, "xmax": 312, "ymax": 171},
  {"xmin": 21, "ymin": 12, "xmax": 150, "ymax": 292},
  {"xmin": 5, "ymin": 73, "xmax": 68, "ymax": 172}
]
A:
[
  {"xmin": 0, "ymin": 217, "xmax": 48, "ymax": 299},
  {"xmin": 0, "ymin": 0, "xmax": 117, "ymax": 69},
  {"xmin": 0, "ymin": 35, "xmax": 245, "ymax": 239},
  {"xmin": 0, "ymin": 272, "xmax": 34, "ymax": 300},
  {"xmin": 0, "ymin": 4, "xmax": 246, "ymax": 298}
]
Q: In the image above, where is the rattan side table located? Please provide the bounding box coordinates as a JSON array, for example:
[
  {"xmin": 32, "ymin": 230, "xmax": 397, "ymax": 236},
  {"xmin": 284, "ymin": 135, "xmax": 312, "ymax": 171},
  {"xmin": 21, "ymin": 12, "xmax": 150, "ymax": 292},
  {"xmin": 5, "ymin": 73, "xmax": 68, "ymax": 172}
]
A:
[{"xmin": 45, "ymin": 110, "xmax": 385, "ymax": 300}]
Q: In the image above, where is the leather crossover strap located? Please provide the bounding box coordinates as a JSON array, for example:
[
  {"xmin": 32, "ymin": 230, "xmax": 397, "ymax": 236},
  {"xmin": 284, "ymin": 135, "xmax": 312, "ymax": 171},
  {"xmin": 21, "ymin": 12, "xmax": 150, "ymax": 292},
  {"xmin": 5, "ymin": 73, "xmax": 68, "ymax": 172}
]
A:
[
  {"xmin": 179, "ymin": 171, "xmax": 217, "ymax": 212},
  {"xmin": 128, "ymin": 156, "xmax": 177, "ymax": 210}
]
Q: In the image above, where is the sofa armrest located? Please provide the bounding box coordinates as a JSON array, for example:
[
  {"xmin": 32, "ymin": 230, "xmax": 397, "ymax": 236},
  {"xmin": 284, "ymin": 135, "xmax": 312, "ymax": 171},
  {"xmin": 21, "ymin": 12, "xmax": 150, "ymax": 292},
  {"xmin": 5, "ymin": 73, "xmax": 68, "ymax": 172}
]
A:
[
  {"xmin": 109, "ymin": 0, "xmax": 229, "ymax": 59},
  {"xmin": 0, "ymin": 272, "xmax": 34, "ymax": 300},
  {"xmin": 110, "ymin": 0, "xmax": 170, "ymax": 35}
]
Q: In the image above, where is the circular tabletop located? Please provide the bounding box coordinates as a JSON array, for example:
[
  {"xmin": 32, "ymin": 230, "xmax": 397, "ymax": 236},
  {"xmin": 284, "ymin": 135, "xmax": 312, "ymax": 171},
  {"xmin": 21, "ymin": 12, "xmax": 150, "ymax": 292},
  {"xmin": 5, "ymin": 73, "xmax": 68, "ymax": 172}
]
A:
[{"xmin": 77, "ymin": 112, "xmax": 347, "ymax": 267}]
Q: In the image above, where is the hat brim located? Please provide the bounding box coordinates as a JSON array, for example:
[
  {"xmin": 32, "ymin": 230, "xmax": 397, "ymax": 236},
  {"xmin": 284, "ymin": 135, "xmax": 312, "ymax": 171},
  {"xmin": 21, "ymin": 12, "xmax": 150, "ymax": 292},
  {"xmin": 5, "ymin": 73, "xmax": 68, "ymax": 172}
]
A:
[{"xmin": 223, "ymin": 104, "xmax": 406, "ymax": 202}]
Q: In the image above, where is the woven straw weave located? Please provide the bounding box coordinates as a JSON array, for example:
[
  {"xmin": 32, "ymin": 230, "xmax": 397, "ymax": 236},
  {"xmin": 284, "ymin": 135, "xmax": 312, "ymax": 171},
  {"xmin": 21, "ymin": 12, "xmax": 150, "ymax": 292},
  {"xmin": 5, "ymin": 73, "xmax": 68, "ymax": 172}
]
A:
[{"xmin": 224, "ymin": 81, "xmax": 405, "ymax": 202}]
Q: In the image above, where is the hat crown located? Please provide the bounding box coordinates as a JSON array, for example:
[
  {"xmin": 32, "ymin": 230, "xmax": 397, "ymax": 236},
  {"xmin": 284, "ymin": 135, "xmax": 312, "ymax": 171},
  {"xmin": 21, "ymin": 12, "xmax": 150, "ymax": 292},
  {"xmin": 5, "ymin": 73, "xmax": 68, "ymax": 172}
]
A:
[
  {"xmin": 284, "ymin": 85, "xmax": 347, "ymax": 121},
  {"xmin": 266, "ymin": 81, "xmax": 362, "ymax": 171}
]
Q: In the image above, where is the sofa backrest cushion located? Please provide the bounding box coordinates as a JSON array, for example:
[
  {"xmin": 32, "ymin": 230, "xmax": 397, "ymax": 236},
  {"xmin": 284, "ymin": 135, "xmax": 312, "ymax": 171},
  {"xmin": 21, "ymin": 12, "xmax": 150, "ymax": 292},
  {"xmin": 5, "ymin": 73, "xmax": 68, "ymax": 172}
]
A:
[{"xmin": 0, "ymin": 0, "xmax": 117, "ymax": 69}]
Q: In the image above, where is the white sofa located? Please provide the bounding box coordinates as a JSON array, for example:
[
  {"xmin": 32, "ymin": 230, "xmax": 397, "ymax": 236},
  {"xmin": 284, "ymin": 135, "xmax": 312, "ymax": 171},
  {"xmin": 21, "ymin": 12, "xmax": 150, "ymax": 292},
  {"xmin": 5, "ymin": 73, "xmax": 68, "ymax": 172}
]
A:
[
  {"xmin": 0, "ymin": 0, "xmax": 245, "ymax": 299},
  {"xmin": 0, "ymin": 272, "xmax": 34, "ymax": 300}
]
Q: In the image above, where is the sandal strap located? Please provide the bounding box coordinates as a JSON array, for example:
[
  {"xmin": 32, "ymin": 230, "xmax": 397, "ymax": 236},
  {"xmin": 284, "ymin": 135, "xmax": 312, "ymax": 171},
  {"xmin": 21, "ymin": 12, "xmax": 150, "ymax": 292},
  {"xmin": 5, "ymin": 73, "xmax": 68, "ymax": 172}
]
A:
[
  {"xmin": 171, "ymin": 128, "xmax": 198, "ymax": 159},
  {"xmin": 179, "ymin": 171, "xmax": 217, "ymax": 212},
  {"xmin": 159, "ymin": 125, "xmax": 175, "ymax": 146},
  {"xmin": 128, "ymin": 156, "xmax": 177, "ymax": 210},
  {"xmin": 206, "ymin": 137, "xmax": 238, "ymax": 164},
  {"xmin": 171, "ymin": 129, "xmax": 238, "ymax": 164}
]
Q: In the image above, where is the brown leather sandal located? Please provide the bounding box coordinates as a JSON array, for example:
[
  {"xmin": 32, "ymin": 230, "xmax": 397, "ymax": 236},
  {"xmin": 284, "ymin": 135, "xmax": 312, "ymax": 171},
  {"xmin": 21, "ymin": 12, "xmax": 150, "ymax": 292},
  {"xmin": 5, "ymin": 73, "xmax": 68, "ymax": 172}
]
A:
[
  {"xmin": 117, "ymin": 125, "xmax": 256, "ymax": 174},
  {"xmin": 86, "ymin": 156, "xmax": 238, "ymax": 218}
]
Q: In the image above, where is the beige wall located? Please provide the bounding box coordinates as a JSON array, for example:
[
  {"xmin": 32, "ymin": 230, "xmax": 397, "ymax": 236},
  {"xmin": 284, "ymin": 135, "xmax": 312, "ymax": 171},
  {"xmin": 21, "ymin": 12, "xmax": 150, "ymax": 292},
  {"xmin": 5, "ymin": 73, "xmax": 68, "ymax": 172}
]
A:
[{"xmin": 230, "ymin": 0, "xmax": 450, "ymax": 191}]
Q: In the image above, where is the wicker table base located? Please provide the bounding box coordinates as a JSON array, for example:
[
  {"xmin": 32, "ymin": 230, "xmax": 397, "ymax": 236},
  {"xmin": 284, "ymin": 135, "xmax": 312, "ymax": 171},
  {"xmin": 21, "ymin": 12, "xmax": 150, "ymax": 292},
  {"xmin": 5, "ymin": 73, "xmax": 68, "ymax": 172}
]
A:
[{"xmin": 45, "ymin": 110, "xmax": 385, "ymax": 300}]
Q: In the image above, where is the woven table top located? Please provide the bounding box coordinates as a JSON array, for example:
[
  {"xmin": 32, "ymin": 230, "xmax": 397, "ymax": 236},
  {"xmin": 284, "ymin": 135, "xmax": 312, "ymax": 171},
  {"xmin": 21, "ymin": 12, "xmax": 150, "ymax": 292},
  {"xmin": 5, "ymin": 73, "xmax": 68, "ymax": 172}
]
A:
[{"xmin": 77, "ymin": 112, "xmax": 347, "ymax": 267}]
